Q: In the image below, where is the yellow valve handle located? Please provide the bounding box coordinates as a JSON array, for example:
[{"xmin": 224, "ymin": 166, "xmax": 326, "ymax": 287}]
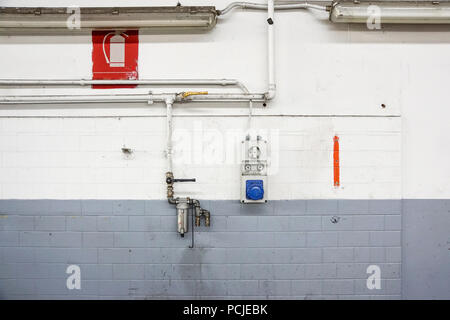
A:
[{"xmin": 182, "ymin": 91, "xmax": 208, "ymax": 98}]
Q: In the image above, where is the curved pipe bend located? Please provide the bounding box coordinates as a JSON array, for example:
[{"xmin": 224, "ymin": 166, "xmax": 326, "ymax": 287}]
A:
[{"xmin": 218, "ymin": 1, "xmax": 328, "ymax": 16}]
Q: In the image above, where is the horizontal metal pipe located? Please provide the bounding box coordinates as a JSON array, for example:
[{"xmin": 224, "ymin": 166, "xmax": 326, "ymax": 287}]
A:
[
  {"xmin": 330, "ymin": 1, "xmax": 450, "ymax": 24},
  {"xmin": 179, "ymin": 93, "xmax": 266, "ymax": 102},
  {"xmin": 218, "ymin": 1, "xmax": 328, "ymax": 15},
  {"xmin": 0, "ymin": 78, "xmax": 245, "ymax": 87},
  {"xmin": 0, "ymin": 78, "xmax": 254, "ymax": 102},
  {"xmin": 0, "ymin": 93, "xmax": 266, "ymax": 104},
  {"xmin": 0, "ymin": 94, "xmax": 153, "ymax": 104}
]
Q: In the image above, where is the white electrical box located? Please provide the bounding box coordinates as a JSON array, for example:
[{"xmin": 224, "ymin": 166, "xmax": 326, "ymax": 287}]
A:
[{"xmin": 240, "ymin": 135, "xmax": 268, "ymax": 203}]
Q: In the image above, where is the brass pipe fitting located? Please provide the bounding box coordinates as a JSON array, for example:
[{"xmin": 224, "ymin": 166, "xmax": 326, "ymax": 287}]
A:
[
  {"xmin": 181, "ymin": 91, "xmax": 208, "ymax": 99},
  {"xmin": 204, "ymin": 210, "xmax": 211, "ymax": 227},
  {"xmin": 166, "ymin": 171, "xmax": 176, "ymax": 204},
  {"xmin": 193, "ymin": 200, "xmax": 202, "ymax": 227}
]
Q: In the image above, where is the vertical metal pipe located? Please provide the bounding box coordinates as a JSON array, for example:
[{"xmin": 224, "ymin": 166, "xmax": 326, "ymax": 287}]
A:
[
  {"xmin": 166, "ymin": 97, "xmax": 174, "ymax": 173},
  {"xmin": 267, "ymin": 0, "xmax": 276, "ymax": 100}
]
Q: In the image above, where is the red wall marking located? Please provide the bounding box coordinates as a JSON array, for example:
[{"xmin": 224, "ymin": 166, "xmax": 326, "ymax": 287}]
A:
[
  {"xmin": 92, "ymin": 30, "xmax": 139, "ymax": 89},
  {"xmin": 333, "ymin": 135, "xmax": 340, "ymax": 187}
]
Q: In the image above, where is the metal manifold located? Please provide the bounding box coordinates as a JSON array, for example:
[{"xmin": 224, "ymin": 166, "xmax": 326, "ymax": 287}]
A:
[{"xmin": 166, "ymin": 172, "xmax": 210, "ymax": 242}]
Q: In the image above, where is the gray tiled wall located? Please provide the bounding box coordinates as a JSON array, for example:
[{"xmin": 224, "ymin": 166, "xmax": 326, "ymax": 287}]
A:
[
  {"xmin": 402, "ymin": 199, "xmax": 450, "ymax": 299},
  {"xmin": 0, "ymin": 199, "xmax": 404, "ymax": 299}
]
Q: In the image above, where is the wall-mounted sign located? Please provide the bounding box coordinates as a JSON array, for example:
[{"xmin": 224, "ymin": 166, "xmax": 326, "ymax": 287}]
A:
[{"xmin": 92, "ymin": 30, "xmax": 139, "ymax": 89}]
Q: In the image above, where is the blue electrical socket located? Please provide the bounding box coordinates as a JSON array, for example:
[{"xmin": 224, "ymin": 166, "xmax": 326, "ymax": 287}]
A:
[{"xmin": 246, "ymin": 180, "xmax": 264, "ymax": 201}]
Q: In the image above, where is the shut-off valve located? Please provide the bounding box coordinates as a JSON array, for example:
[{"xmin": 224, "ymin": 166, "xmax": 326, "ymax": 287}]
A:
[{"xmin": 166, "ymin": 172, "xmax": 210, "ymax": 238}]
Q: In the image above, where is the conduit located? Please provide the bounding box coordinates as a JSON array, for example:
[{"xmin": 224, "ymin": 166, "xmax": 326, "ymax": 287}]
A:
[
  {"xmin": 217, "ymin": 1, "xmax": 328, "ymax": 15},
  {"xmin": 0, "ymin": 92, "xmax": 266, "ymax": 104},
  {"xmin": 0, "ymin": 78, "xmax": 248, "ymax": 89},
  {"xmin": 165, "ymin": 96, "xmax": 175, "ymax": 173},
  {"xmin": 267, "ymin": 0, "xmax": 276, "ymax": 100}
]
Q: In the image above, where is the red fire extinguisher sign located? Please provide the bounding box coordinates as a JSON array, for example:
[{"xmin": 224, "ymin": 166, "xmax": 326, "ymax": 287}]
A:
[{"xmin": 92, "ymin": 30, "xmax": 139, "ymax": 89}]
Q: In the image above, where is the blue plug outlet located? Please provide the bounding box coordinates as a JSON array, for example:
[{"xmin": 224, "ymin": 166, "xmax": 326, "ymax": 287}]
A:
[{"xmin": 246, "ymin": 180, "xmax": 264, "ymax": 201}]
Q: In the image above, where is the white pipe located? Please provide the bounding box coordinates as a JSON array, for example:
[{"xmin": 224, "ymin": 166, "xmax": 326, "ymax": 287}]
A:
[
  {"xmin": 0, "ymin": 95, "xmax": 144, "ymax": 103},
  {"xmin": 218, "ymin": 1, "xmax": 328, "ymax": 101},
  {"xmin": 240, "ymin": 84, "xmax": 253, "ymax": 131},
  {"xmin": 267, "ymin": 0, "xmax": 276, "ymax": 100},
  {"xmin": 0, "ymin": 92, "xmax": 266, "ymax": 104},
  {"xmin": 0, "ymin": 78, "xmax": 248, "ymax": 88},
  {"xmin": 0, "ymin": 78, "xmax": 258, "ymax": 107},
  {"xmin": 166, "ymin": 96, "xmax": 175, "ymax": 173},
  {"xmin": 218, "ymin": 1, "xmax": 328, "ymax": 15},
  {"xmin": 0, "ymin": 93, "xmax": 153, "ymax": 104},
  {"xmin": 175, "ymin": 93, "xmax": 265, "ymax": 102}
]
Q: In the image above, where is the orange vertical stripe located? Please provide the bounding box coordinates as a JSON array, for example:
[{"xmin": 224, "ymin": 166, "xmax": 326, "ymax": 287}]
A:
[{"xmin": 333, "ymin": 135, "xmax": 340, "ymax": 187}]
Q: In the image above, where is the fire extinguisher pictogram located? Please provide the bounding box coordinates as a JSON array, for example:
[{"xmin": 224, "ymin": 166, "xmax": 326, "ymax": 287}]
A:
[{"xmin": 102, "ymin": 32, "xmax": 129, "ymax": 67}]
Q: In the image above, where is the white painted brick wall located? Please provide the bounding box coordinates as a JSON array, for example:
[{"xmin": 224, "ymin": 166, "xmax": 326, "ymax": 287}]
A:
[{"xmin": 0, "ymin": 117, "xmax": 401, "ymax": 200}]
